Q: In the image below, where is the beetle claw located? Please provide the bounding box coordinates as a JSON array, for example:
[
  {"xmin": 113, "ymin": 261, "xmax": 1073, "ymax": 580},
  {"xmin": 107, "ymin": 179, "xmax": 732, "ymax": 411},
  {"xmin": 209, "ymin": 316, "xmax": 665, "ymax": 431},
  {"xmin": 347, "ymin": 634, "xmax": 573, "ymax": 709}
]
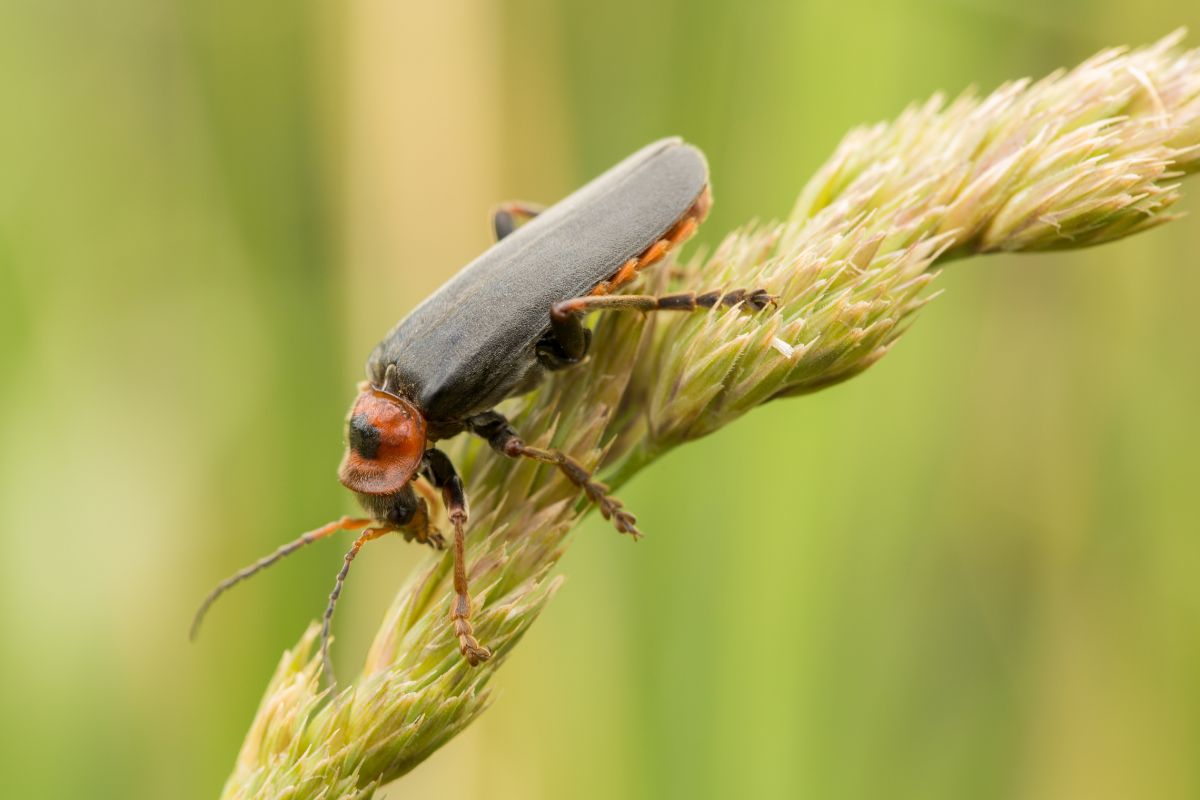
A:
[
  {"xmin": 460, "ymin": 638, "xmax": 493, "ymax": 666},
  {"xmin": 746, "ymin": 288, "xmax": 777, "ymax": 311},
  {"xmin": 614, "ymin": 510, "xmax": 643, "ymax": 541}
]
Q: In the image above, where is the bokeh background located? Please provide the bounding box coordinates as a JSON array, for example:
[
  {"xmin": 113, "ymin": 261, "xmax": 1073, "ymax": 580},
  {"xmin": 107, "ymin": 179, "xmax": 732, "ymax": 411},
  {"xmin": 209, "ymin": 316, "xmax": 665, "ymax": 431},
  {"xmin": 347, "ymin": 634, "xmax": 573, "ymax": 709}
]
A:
[{"xmin": 3, "ymin": 1, "xmax": 1199, "ymax": 798}]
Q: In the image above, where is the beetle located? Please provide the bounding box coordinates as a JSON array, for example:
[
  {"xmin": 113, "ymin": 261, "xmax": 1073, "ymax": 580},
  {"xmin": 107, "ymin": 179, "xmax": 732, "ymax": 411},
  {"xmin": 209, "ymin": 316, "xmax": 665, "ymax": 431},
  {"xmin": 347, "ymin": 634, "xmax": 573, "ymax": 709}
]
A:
[{"xmin": 191, "ymin": 138, "xmax": 774, "ymax": 678}]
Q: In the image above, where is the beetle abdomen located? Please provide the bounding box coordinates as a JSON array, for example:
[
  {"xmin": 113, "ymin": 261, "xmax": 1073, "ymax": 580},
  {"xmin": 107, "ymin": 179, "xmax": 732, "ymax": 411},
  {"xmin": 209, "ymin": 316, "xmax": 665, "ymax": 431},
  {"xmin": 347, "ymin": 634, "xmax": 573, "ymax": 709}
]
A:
[{"xmin": 368, "ymin": 138, "xmax": 709, "ymax": 424}]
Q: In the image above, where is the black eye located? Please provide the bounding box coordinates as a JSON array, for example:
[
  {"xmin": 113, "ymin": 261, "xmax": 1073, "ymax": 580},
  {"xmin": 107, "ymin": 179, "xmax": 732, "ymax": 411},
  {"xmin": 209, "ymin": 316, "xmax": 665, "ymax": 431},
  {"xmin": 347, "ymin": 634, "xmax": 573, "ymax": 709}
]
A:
[{"xmin": 348, "ymin": 413, "xmax": 381, "ymax": 459}]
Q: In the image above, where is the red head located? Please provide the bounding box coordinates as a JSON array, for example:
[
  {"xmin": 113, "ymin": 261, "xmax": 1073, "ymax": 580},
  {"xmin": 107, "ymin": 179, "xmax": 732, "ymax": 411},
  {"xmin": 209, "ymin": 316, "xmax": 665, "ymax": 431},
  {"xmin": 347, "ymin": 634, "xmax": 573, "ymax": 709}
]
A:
[{"xmin": 338, "ymin": 388, "xmax": 427, "ymax": 495}]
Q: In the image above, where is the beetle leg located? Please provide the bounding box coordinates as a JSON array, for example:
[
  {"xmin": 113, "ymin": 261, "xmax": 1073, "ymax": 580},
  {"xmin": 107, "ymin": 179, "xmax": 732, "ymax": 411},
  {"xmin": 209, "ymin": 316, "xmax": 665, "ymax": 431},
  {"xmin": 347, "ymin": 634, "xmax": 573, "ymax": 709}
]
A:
[
  {"xmin": 398, "ymin": 493, "xmax": 447, "ymax": 550},
  {"xmin": 491, "ymin": 200, "xmax": 545, "ymax": 241},
  {"xmin": 554, "ymin": 287, "xmax": 777, "ymax": 319},
  {"xmin": 423, "ymin": 448, "xmax": 492, "ymax": 665},
  {"xmin": 590, "ymin": 185, "xmax": 711, "ymax": 295},
  {"xmin": 466, "ymin": 411, "xmax": 641, "ymax": 540},
  {"xmin": 537, "ymin": 285, "xmax": 772, "ymax": 371},
  {"xmin": 318, "ymin": 487, "xmax": 452, "ymax": 682}
]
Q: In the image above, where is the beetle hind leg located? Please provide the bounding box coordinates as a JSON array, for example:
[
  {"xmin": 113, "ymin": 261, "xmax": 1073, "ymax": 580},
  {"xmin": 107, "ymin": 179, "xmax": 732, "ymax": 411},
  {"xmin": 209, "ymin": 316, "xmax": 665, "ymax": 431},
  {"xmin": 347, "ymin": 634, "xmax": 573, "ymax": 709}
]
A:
[
  {"xmin": 536, "ymin": 284, "xmax": 773, "ymax": 372},
  {"xmin": 553, "ymin": 286, "xmax": 777, "ymax": 321},
  {"xmin": 466, "ymin": 411, "xmax": 641, "ymax": 540},
  {"xmin": 589, "ymin": 184, "xmax": 711, "ymax": 296}
]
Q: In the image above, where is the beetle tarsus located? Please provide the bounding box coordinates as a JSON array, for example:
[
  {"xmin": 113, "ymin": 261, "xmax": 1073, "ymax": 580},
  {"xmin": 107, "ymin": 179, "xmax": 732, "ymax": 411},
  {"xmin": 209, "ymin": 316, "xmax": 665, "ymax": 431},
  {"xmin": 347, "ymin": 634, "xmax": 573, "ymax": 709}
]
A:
[
  {"xmin": 512, "ymin": 442, "xmax": 642, "ymax": 540},
  {"xmin": 412, "ymin": 530, "xmax": 447, "ymax": 550},
  {"xmin": 450, "ymin": 512, "xmax": 492, "ymax": 665}
]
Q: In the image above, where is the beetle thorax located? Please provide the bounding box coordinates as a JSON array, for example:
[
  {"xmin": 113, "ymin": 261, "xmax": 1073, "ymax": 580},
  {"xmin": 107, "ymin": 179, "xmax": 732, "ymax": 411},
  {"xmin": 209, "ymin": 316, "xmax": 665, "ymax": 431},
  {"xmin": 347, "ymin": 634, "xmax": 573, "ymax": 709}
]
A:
[{"xmin": 337, "ymin": 388, "xmax": 427, "ymax": 497}]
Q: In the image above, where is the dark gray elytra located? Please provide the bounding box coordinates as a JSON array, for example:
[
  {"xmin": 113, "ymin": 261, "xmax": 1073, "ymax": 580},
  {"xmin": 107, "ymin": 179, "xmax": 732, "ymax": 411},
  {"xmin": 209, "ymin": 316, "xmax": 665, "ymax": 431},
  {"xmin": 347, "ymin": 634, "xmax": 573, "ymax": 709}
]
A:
[{"xmin": 367, "ymin": 137, "xmax": 708, "ymax": 426}]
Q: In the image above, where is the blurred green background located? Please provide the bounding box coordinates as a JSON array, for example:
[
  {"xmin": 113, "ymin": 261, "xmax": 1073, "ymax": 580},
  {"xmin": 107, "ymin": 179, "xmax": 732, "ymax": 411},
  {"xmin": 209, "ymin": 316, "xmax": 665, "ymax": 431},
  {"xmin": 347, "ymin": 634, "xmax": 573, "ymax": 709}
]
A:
[{"xmin": 3, "ymin": 1, "xmax": 1199, "ymax": 798}]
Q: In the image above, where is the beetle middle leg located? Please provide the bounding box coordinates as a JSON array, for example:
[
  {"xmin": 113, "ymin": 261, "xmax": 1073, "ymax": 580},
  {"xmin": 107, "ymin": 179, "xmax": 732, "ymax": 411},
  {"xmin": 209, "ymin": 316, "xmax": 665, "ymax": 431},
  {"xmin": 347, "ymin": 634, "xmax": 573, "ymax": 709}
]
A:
[
  {"xmin": 466, "ymin": 411, "xmax": 641, "ymax": 539},
  {"xmin": 491, "ymin": 200, "xmax": 545, "ymax": 241}
]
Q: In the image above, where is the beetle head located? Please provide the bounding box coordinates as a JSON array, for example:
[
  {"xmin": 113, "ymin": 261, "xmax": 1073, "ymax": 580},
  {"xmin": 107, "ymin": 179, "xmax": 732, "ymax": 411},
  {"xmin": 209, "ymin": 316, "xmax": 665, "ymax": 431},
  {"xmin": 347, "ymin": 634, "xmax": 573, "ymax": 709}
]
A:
[{"xmin": 338, "ymin": 388, "xmax": 427, "ymax": 495}]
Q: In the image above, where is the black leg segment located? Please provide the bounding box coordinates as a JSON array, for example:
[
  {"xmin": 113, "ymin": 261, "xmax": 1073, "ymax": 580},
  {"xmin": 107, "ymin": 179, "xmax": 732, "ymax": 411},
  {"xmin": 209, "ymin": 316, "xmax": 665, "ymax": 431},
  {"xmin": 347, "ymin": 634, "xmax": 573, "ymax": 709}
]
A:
[{"xmin": 536, "ymin": 318, "xmax": 591, "ymax": 371}]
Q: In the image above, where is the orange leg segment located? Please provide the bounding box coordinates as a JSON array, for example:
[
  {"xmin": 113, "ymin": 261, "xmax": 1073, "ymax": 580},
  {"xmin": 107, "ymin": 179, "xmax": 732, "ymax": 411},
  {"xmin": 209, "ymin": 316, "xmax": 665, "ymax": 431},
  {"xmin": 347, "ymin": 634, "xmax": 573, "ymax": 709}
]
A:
[{"xmin": 590, "ymin": 184, "xmax": 711, "ymax": 296}]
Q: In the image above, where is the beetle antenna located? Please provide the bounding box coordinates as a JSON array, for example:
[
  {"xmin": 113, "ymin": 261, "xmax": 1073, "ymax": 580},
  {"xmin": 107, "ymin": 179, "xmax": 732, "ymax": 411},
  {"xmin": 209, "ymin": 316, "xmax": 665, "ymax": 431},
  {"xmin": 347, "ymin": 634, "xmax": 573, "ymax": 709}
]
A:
[
  {"xmin": 190, "ymin": 516, "xmax": 372, "ymax": 641},
  {"xmin": 320, "ymin": 526, "xmax": 391, "ymax": 685}
]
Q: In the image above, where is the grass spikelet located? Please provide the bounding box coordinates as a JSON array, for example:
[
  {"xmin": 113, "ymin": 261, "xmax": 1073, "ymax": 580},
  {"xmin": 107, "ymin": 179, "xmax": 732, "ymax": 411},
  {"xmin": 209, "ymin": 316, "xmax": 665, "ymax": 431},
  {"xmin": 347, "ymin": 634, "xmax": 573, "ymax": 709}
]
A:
[{"xmin": 220, "ymin": 32, "xmax": 1200, "ymax": 799}]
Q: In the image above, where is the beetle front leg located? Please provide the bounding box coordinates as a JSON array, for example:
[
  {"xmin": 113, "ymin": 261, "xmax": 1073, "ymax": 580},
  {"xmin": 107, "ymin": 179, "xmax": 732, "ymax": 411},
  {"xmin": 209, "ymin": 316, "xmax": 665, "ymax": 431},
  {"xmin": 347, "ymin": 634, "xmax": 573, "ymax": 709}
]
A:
[
  {"xmin": 422, "ymin": 449, "xmax": 492, "ymax": 665},
  {"xmin": 398, "ymin": 491, "xmax": 446, "ymax": 550},
  {"xmin": 466, "ymin": 411, "xmax": 641, "ymax": 540},
  {"xmin": 491, "ymin": 200, "xmax": 545, "ymax": 241}
]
